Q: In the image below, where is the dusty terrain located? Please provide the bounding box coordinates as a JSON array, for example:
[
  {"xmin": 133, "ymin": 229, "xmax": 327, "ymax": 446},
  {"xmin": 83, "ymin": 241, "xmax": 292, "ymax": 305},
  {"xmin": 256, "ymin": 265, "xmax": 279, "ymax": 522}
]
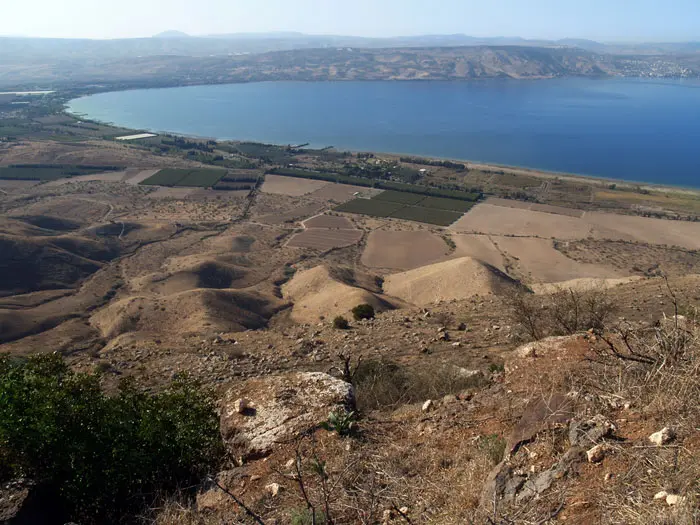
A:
[{"xmin": 2, "ymin": 137, "xmax": 700, "ymax": 524}]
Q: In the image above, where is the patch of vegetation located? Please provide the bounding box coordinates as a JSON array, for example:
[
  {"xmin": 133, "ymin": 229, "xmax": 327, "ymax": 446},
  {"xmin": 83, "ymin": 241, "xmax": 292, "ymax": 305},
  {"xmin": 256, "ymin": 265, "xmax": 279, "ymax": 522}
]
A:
[
  {"xmin": 270, "ymin": 167, "xmax": 482, "ymax": 201},
  {"xmin": 333, "ymin": 316, "xmax": 350, "ymax": 330},
  {"xmin": 352, "ymin": 359, "xmax": 486, "ymax": 411},
  {"xmin": 389, "ymin": 205, "xmax": 462, "ymax": 226},
  {"xmin": 320, "ymin": 410, "xmax": 357, "ymax": 437},
  {"xmin": 335, "ymin": 198, "xmax": 404, "ymax": 218},
  {"xmin": 0, "ymin": 353, "xmax": 222, "ymax": 523},
  {"xmin": 0, "ymin": 164, "xmax": 123, "ymax": 181},
  {"xmin": 372, "ymin": 190, "xmax": 425, "ymax": 205},
  {"xmin": 351, "ymin": 304, "xmax": 375, "ymax": 321},
  {"xmin": 399, "ymin": 156, "xmax": 467, "ymax": 171},
  {"xmin": 478, "ymin": 434, "xmax": 507, "ymax": 465},
  {"xmin": 141, "ymin": 168, "xmax": 226, "ymax": 187},
  {"xmin": 419, "ymin": 196, "xmax": 475, "ymax": 212}
]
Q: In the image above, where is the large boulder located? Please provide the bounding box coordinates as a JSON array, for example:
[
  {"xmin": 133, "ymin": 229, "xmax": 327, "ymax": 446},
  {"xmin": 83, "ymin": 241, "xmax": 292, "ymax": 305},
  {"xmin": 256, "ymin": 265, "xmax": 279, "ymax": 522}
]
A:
[{"xmin": 220, "ymin": 372, "xmax": 355, "ymax": 458}]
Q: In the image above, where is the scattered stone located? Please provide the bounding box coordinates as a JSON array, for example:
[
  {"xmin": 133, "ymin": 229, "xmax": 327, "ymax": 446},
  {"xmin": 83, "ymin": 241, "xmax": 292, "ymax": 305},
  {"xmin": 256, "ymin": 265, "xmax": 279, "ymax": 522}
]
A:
[
  {"xmin": 586, "ymin": 443, "xmax": 610, "ymax": 463},
  {"xmin": 649, "ymin": 427, "xmax": 675, "ymax": 446},
  {"xmin": 422, "ymin": 400, "xmax": 433, "ymax": 413},
  {"xmin": 569, "ymin": 415, "xmax": 616, "ymax": 448},
  {"xmin": 452, "ymin": 342, "xmax": 461, "ymax": 347},
  {"xmin": 457, "ymin": 322, "xmax": 468, "ymax": 331},
  {"xmin": 265, "ymin": 483, "xmax": 282, "ymax": 497},
  {"xmin": 220, "ymin": 372, "xmax": 355, "ymax": 457},
  {"xmin": 234, "ymin": 398, "xmax": 250, "ymax": 414},
  {"xmin": 666, "ymin": 494, "xmax": 685, "ymax": 506},
  {"xmin": 654, "ymin": 490, "xmax": 669, "ymax": 501},
  {"xmin": 285, "ymin": 459, "xmax": 296, "ymax": 470}
]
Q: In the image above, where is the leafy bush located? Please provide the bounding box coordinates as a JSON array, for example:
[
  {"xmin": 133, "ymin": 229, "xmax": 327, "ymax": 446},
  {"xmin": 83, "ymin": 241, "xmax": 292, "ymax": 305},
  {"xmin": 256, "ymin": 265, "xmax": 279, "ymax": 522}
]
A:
[
  {"xmin": 333, "ymin": 316, "xmax": 350, "ymax": 330},
  {"xmin": 351, "ymin": 304, "xmax": 375, "ymax": 321},
  {"xmin": 0, "ymin": 353, "xmax": 222, "ymax": 523}
]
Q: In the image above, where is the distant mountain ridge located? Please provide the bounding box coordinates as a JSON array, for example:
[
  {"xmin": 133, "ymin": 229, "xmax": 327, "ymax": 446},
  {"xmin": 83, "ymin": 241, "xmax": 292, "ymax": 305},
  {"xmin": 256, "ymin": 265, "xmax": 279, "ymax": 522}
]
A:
[{"xmin": 1, "ymin": 32, "xmax": 699, "ymax": 65}]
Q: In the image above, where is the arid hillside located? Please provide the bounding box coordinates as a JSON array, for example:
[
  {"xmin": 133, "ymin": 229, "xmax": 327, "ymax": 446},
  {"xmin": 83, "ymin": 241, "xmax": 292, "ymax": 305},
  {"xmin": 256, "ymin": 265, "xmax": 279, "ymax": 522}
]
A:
[{"xmin": 1, "ymin": 136, "xmax": 699, "ymax": 523}]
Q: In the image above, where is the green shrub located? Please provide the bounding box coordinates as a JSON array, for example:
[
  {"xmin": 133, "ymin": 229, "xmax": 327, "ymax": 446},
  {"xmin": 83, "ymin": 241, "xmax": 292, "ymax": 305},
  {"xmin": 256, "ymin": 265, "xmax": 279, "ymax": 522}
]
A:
[
  {"xmin": 333, "ymin": 316, "xmax": 350, "ymax": 330},
  {"xmin": 0, "ymin": 353, "xmax": 222, "ymax": 523},
  {"xmin": 352, "ymin": 359, "xmax": 486, "ymax": 411},
  {"xmin": 320, "ymin": 410, "xmax": 357, "ymax": 437},
  {"xmin": 351, "ymin": 304, "xmax": 375, "ymax": 321}
]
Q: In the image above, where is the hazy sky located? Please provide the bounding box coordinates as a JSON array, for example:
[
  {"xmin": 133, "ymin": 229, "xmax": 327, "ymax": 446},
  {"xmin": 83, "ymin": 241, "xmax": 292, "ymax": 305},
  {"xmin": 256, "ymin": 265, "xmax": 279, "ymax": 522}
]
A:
[{"xmin": 2, "ymin": 0, "xmax": 698, "ymax": 41}]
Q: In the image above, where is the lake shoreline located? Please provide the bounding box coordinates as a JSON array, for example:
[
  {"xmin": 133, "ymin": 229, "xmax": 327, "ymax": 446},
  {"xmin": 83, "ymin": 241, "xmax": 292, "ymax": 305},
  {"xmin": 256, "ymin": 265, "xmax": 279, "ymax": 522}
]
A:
[{"xmin": 66, "ymin": 78, "xmax": 700, "ymax": 194}]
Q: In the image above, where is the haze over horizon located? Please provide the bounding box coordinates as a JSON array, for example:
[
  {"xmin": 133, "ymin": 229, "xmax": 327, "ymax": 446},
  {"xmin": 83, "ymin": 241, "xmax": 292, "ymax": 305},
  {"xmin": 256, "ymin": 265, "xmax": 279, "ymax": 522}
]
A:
[{"xmin": 1, "ymin": 0, "xmax": 699, "ymax": 43}]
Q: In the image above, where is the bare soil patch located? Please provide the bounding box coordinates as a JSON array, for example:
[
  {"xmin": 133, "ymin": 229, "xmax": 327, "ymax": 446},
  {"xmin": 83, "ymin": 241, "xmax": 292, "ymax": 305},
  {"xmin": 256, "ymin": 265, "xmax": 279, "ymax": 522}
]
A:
[
  {"xmin": 283, "ymin": 265, "xmax": 394, "ymax": 323},
  {"xmin": 492, "ymin": 236, "xmax": 624, "ymax": 284},
  {"xmin": 287, "ymin": 229, "xmax": 363, "ymax": 250},
  {"xmin": 585, "ymin": 211, "xmax": 700, "ymax": 250},
  {"xmin": 43, "ymin": 172, "xmax": 127, "ymax": 187},
  {"xmin": 454, "ymin": 204, "xmax": 700, "ymax": 250},
  {"xmin": 451, "ymin": 204, "xmax": 594, "ymax": 239},
  {"xmin": 124, "ymin": 169, "xmax": 161, "ymax": 185},
  {"xmin": 256, "ymin": 203, "xmax": 325, "ymax": 225},
  {"xmin": 302, "ymin": 214, "xmax": 355, "ymax": 229},
  {"xmin": 555, "ymin": 238, "xmax": 700, "ymax": 277},
  {"xmin": 0, "ymin": 180, "xmax": 40, "ymax": 191},
  {"xmin": 361, "ymin": 230, "xmax": 451, "ymax": 270},
  {"xmin": 484, "ymin": 197, "xmax": 533, "ymax": 210},
  {"xmin": 383, "ymin": 256, "xmax": 517, "ymax": 305},
  {"xmin": 452, "ymin": 234, "xmax": 507, "ymax": 271},
  {"xmin": 261, "ymin": 174, "xmax": 329, "ymax": 196},
  {"xmin": 147, "ymin": 187, "xmax": 197, "ymax": 199},
  {"xmin": 530, "ymin": 203, "xmax": 585, "ymax": 218},
  {"xmin": 485, "ymin": 198, "xmax": 585, "ymax": 217}
]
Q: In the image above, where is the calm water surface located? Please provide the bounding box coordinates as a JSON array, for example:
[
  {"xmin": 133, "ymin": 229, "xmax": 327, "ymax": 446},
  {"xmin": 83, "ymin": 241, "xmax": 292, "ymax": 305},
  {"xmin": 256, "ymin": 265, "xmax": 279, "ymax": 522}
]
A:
[{"xmin": 69, "ymin": 79, "xmax": 700, "ymax": 186}]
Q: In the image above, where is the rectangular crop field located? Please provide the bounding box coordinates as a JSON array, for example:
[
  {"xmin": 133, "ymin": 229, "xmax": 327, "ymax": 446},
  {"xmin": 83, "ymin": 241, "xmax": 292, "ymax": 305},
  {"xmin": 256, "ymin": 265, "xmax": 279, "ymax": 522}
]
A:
[
  {"xmin": 334, "ymin": 198, "xmax": 404, "ymax": 218},
  {"xmin": 176, "ymin": 169, "xmax": 226, "ymax": 187},
  {"xmin": 419, "ymin": 196, "xmax": 475, "ymax": 212},
  {"xmin": 0, "ymin": 165, "xmax": 121, "ymax": 181},
  {"xmin": 389, "ymin": 206, "xmax": 463, "ymax": 226},
  {"xmin": 373, "ymin": 190, "xmax": 425, "ymax": 205},
  {"xmin": 141, "ymin": 168, "xmax": 226, "ymax": 187}
]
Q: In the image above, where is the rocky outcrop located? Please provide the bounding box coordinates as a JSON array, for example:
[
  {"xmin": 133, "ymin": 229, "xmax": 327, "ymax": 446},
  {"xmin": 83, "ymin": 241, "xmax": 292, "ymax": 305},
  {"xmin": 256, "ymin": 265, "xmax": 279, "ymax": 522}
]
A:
[{"xmin": 220, "ymin": 372, "xmax": 355, "ymax": 458}]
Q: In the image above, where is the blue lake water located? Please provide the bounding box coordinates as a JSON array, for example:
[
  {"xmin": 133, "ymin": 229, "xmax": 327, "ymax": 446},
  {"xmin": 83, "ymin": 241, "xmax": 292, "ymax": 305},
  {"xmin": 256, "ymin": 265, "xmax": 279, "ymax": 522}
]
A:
[{"xmin": 69, "ymin": 79, "xmax": 700, "ymax": 186}]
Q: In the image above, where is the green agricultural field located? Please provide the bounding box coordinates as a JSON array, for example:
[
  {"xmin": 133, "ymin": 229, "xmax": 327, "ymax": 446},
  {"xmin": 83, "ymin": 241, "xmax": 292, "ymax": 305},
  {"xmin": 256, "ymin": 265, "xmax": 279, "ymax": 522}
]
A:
[
  {"xmin": 141, "ymin": 168, "xmax": 226, "ymax": 187},
  {"xmin": 335, "ymin": 198, "xmax": 404, "ymax": 218},
  {"xmin": 372, "ymin": 190, "xmax": 425, "ymax": 205},
  {"xmin": 419, "ymin": 196, "xmax": 475, "ymax": 212},
  {"xmin": 0, "ymin": 165, "xmax": 121, "ymax": 181},
  {"xmin": 389, "ymin": 206, "xmax": 463, "ymax": 226},
  {"xmin": 176, "ymin": 169, "xmax": 226, "ymax": 188}
]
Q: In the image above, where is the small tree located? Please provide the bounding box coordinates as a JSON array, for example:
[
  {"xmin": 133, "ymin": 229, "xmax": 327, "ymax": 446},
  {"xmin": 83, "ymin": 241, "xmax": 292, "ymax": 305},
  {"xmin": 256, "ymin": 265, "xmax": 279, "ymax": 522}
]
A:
[
  {"xmin": 333, "ymin": 316, "xmax": 350, "ymax": 330},
  {"xmin": 351, "ymin": 304, "xmax": 375, "ymax": 321}
]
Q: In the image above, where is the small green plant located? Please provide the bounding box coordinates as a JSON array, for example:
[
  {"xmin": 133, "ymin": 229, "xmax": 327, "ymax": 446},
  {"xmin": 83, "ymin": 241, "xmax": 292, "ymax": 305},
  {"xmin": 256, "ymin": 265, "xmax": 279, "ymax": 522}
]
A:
[
  {"xmin": 333, "ymin": 316, "xmax": 350, "ymax": 329},
  {"xmin": 291, "ymin": 508, "xmax": 328, "ymax": 525},
  {"xmin": 478, "ymin": 434, "xmax": 507, "ymax": 465},
  {"xmin": 320, "ymin": 410, "xmax": 357, "ymax": 437},
  {"xmin": 488, "ymin": 363, "xmax": 505, "ymax": 374},
  {"xmin": 351, "ymin": 304, "xmax": 375, "ymax": 321}
]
